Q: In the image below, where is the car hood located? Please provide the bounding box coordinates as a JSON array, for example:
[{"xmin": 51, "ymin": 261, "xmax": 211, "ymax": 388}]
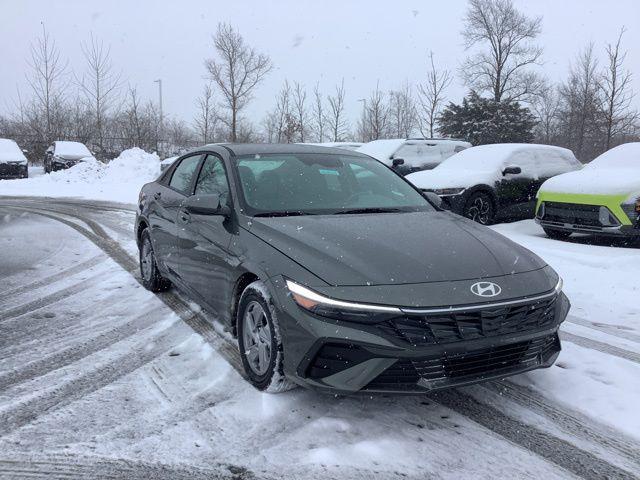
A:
[
  {"xmin": 407, "ymin": 168, "xmax": 497, "ymax": 189},
  {"xmin": 539, "ymin": 167, "xmax": 640, "ymax": 196},
  {"xmin": 249, "ymin": 211, "xmax": 546, "ymax": 286}
]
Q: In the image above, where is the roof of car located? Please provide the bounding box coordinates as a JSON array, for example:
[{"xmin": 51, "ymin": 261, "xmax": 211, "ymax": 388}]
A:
[{"xmin": 202, "ymin": 143, "xmax": 366, "ymax": 157}]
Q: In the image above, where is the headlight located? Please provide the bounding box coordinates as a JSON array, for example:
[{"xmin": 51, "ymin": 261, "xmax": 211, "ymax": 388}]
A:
[
  {"xmin": 555, "ymin": 276, "xmax": 563, "ymax": 294},
  {"xmin": 285, "ymin": 280, "xmax": 401, "ymax": 323},
  {"xmin": 432, "ymin": 188, "xmax": 465, "ymax": 196},
  {"xmin": 621, "ymin": 193, "xmax": 640, "ymax": 223}
]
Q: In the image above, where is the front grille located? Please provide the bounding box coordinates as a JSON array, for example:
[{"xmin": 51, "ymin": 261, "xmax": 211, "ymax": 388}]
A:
[
  {"xmin": 378, "ymin": 296, "xmax": 557, "ymax": 346},
  {"xmin": 365, "ymin": 334, "xmax": 559, "ymax": 391},
  {"xmin": 543, "ymin": 201, "xmax": 612, "ymax": 227}
]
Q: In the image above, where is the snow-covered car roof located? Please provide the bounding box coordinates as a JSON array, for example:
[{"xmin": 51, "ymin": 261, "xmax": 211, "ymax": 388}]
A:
[
  {"xmin": 54, "ymin": 141, "xmax": 93, "ymax": 158},
  {"xmin": 586, "ymin": 142, "xmax": 640, "ymax": 169},
  {"xmin": 356, "ymin": 139, "xmax": 472, "ymax": 166},
  {"xmin": 0, "ymin": 138, "xmax": 27, "ymax": 164},
  {"xmin": 437, "ymin": 143, "xmax": 577, "ymax": 171}
]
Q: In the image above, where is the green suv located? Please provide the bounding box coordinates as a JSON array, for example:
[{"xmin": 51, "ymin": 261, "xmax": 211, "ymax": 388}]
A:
[{"xmin": 536, "ymin": 143, "xmax": 640, "ymax": 240}]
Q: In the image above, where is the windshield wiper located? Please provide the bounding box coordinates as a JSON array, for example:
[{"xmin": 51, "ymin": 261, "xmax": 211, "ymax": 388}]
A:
[
  {"xmin": 334, "ymin": 207, "xmax": 402, "ymax": 215},
  {"xmin": 253, "ymin": 211, "xmax": 314, "ymax": 217}
]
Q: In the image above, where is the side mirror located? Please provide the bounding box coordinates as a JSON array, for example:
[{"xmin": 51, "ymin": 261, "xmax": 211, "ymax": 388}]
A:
[
  {"xmin": 392, "ymin": 158, "xmax": 405, "ymax": 167},
  {"xmin": 184, "ymin": 194, "xmax": 230, "ymax": 217},
  {"xmin": 22, "ymin": 149, "xmax": 29, "ymax": 154},
  {"xmin": 502, "ymin": 165, "xmax": 522, "ymax": 176},
  {"xmin": 423, "ymin": 191, "xmax": 443, "ymax": 208}
]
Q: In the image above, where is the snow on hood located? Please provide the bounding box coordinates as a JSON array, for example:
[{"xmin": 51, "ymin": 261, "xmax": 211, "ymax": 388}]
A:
[
  {"xmin": 406, "ymin": 166, "xmax": 497, "ymax": 189},
  {"xmin": 0, "ymin": 139, "xmax": 27, "ymax": 164},
  {"xmin": 54, "ymin": 141, "xmax": 94, "ymax": 160},
  {"xmin": 0, "ymin": 147, "xmax": 160, "ymax": 203},
  {"xmin": 540, "ymin": 143, "xmax": 640, "ymax": 196}
]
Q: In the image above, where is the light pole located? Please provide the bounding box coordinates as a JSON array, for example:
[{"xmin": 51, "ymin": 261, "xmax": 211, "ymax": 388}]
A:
[{"xmin": 154, "ymin": 79, "xmax": 163, "ymax": 157}]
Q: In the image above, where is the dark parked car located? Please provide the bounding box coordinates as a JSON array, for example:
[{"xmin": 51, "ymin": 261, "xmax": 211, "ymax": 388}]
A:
[
  {"xmin": 0, "ymin": 138, "xmax": 28, "ymax": 179},
  {"xmin": 44, "ymin": 141, "xmax": 96, "ymax": 173},
  {"xmin": 135, "ymin": 144, "xmax": 569, "ymax": 394},
  {"xmin": 407, "ymin": 144, "xmax": 582, "ymax": 225}
]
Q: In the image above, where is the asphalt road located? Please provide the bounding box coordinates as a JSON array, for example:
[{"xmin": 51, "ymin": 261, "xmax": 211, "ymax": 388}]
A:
[{"xmin": 0, "ymin": 196, "xmax": 638, "ymax": 480}]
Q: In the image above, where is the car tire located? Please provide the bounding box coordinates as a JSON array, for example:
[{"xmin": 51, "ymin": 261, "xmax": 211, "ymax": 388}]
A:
[
  {"xmin": 237, "ymin": 281, "xmax": 296, "ymax": 393},
  {"xmin": 139, "ymin": 229, "xmax": 171, "ymax": 292},
  {"xmin": 543, "ymin": 227, "xmax": 572, "ymax": 240},
  {"xmin": 464, "ymin": 191, "xmax": 495, "ymax": 225}
]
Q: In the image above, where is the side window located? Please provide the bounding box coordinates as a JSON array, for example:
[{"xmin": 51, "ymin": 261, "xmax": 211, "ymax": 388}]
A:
[
  {"xmin": 169, "ymin": 154, "xmax": 202, "ymax": 194},
  {"xmin": 536, "ymin": 151, "xmax": 571, "ymax": 177},
  {"xmin": 194, "ymin": 155, "xmax": 230, "ymax": 199},
  {"xmin": 508, "ymin": 151, "xmax": 539, "ymax": 178}
]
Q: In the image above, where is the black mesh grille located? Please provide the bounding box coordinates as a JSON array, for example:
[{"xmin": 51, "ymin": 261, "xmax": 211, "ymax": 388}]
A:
[
  {"xmin": 365, "ymin": 334, "xmax": 559, "ymax": 391},
  {"xmin": 306, "ymin": 343, "xmax": 371, "ymax": 379},
  {"xmin": 543, "ymin": 202, "xmax": 603, "ymax": 227},
  {"xmin": 379, "ymin": 296, "xmax": 557, "ymax": 347}
]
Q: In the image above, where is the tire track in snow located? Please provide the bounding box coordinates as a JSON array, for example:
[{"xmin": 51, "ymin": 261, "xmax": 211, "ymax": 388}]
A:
[
  {"xmin": 0, "ymin": 255, "xmax": 105, "ymax": 303},
  {"xmin": 0, "ymin": 305, "xmax": 166, "ymax": 391},
  {"xmin": 0, "ymin": 273, "xmax": 107, "ymax": 323},
  {"xmin": 560, "ymin": 331, "xmax": 640, "ymax": 365},
  {"xmin": 432, "ymin": 389, "xmax": 637, "ymax": 480},
  {"xmin": 566, "ymin": 316, "xmax": 640, "ymax": 345},
  {"xmin": 480, "ymin": 381, "xmax": 640, "ymax": 472},
  {"xmin": 0, "ymin": 452, "xmax": 259, "ymax": 480}
]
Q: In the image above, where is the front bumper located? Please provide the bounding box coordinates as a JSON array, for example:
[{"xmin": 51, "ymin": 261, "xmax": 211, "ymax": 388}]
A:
[
  {"xmin": 270, "ymin": 277, "xmax": 570, "ymax": 394},
  {"xmin": 0, "ymin": 163, "xmax": 28, "ymax": 179}
]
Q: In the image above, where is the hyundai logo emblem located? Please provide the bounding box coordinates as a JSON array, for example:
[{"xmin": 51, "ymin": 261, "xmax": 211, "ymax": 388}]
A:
[{"xmin": 470, "ymin": 281, "xmax": 502, "ymax": 297}]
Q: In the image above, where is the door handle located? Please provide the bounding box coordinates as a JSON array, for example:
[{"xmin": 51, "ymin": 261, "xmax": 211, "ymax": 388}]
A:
[{"xmin": 154, "ymin": 192, "xmax": 162, "ymax": 200}]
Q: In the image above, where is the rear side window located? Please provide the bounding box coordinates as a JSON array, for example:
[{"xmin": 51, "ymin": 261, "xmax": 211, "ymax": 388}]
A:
[
  {"xmin": 169, "ymin": 155, "xmax": 202, "ymax": 194},
  {"xmin": 536, "ymin": 150, "xmax": 581, "ymax": 176},
  {"xmin": 194, "ymin": 155, "xmax": 230, "ymax": 198}
]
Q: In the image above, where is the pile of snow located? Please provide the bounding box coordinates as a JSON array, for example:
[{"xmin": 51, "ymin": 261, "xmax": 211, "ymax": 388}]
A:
[
  {"xmin": 0, "ymin": 147, "xmax": 160, "ymax": 204},
  {"xmin": 540, "ymin": 143, "xmax": 640, "ymax": 196},
  {"xmin": 0, "ymin": 138, "xmax": 27, "ymax": 164}
]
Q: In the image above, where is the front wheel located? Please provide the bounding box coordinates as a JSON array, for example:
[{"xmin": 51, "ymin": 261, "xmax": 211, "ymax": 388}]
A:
[
  {"xmin": 139, "ymin": 229, "xmax": 171, "ymax": 292},
  {"xmin": 543, "ymin": 227, "xmax": 572, "ymax": 240},
  {"xmin": 464, "ymin": 192, "xmax": 495, "ymax": 225},
  {"xmin": 237, "ymin": 281, "xmax": 296, "ymax": 393}
]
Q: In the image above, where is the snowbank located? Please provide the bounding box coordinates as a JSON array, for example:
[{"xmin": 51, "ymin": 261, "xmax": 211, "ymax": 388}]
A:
[{"xmin": 0, "ymin": 147, "xmax": 160, "ymax": 204}]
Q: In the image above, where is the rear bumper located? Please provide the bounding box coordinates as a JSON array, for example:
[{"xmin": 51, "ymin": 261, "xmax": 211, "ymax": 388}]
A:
[
  {"xmin": 271, "ymin": 275, "xmax": 570, "ymax": 394},
  {"xmin": 0, "ymin": 163, "xmax": 28, "ymax": 179}
]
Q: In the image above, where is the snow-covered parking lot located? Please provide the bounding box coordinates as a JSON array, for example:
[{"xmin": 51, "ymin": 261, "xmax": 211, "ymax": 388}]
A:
[{"xmin": 0, "ymin": 162, "xmax": 639, "ymax": 479}]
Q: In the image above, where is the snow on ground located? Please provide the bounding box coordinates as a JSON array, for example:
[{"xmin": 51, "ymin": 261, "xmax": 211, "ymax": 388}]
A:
[{"xmin": 0, "ymin": 148, "xmax": 160, "ymax": 204}]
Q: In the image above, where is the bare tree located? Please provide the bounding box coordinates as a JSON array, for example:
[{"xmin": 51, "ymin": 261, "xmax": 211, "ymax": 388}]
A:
[
  {"xmin": 532, "ymin": 82, "xmax": 560, "ymax": 144},
  {"xmin": 462, "ymin": 0, "xmax": 543, "ymax": 103},
  {"xmin": 194, "ymin": 82, "xmax": 219, "ymax": 143},
  {"xmin": 600, "ymin": 28, "xmax": 638, "ymax": 150},
  {"xmin": 76, "ymin": 34, "xmax": 123, "ymax": 155},
  {"xmin": 292, "ymin": 82, "xmax": 309, "ymax": 142},
  {"xmin": 326, "ymin": 79, "xmax": 349, "ymax": 142},
  {"xmin": 388, "ymin": 82, "xmax": 417, "ymax": 138},
  {"xmin": 205, "ymin": 23, "xmax": 272, "ymax": 142},
  {"xmin": 417, "ymin": 52, "xmax": 452, "ymax": 137},
  {"xmin": 357, "ymin": 82, "xmax": 390, "ymax": 141},
  {"xmin": 557, "ymin": 44, "xmax": 603, "ymax": 160},
  {"xmin": 311, "ymin": 83, "xmax": 326, "ymax": 142},
  {"xmin": 26, "ymin": 24, "xmax": 69, "ymax": 143}
]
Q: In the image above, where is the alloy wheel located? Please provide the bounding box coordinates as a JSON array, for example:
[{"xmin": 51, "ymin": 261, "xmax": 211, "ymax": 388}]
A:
[
  {"xmin": 466, "ymin": 196, "xmax": 492, "ymax": 224},
  {"xmin": 140, "ymin": 239, "xmax": 153, "ymax": 282},
  {"xmin": 242, "ymin": 301, "xmax": 272, "ymax": 376}
]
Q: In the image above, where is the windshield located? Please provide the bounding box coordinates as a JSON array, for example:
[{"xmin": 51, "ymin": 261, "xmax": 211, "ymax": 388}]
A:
[{"xmin": 235, "ymin": 153, "xmax": 433, "ymax": 215}]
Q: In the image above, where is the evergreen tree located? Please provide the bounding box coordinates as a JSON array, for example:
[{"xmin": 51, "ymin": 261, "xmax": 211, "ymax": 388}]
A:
[{"xmin": 438, "ymin": 92, "xmax": 537, "ymax": 145}]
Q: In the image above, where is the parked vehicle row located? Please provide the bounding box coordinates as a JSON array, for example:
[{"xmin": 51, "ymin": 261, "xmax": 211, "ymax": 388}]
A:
[
  {"xmin": 136, "ymin": 143, "xmax": 569, "ymax": 395},
  {"xmin": 0, "ymin": 139, "xmax": 29, "ymax": 179},
  {"xmin": 407, "ymin": 144, "xmax": 582, "ymax": 225}
]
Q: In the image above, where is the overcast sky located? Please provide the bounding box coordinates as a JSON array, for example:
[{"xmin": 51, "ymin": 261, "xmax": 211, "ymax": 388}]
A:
[{"xmin": 2, "ymin": 0, "xmax": 639, "ymax": 127}]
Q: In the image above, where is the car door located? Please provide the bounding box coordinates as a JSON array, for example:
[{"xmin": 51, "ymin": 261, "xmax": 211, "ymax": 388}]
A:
[
  {"xmin": 150, "ymin": 154, "xmax": 203, "ymax": 277},
  {"xmin": 175, "ymin": 154, "xmax": 234, "ymax": 314},
  {"xmin": 496, "ymin": 150, "xmax": 539, "ymax": 219}
]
